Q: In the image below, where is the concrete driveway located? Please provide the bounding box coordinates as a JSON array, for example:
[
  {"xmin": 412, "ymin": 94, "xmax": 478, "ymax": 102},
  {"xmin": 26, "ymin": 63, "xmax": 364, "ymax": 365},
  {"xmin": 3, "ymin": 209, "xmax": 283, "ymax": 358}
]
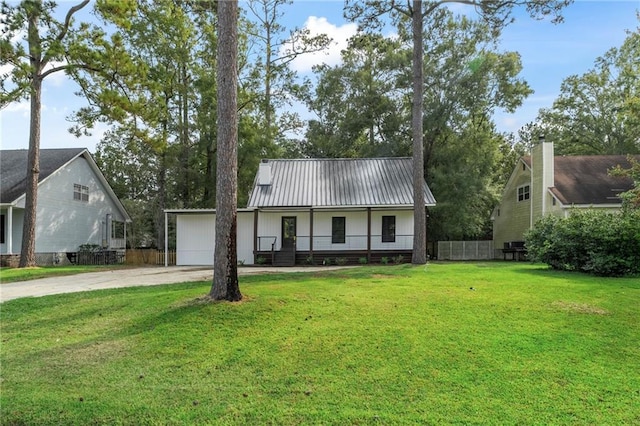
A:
[{"xmin": 0, "ymin": 265, "xmax": 351, "ymax": 303}]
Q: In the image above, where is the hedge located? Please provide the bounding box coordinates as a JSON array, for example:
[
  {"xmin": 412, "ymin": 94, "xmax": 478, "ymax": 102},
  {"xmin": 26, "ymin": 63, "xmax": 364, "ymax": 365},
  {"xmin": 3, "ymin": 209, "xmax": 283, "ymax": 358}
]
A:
[{"xmin": 524, "ymin": 209, "xmax": 640, "ymax": 277}]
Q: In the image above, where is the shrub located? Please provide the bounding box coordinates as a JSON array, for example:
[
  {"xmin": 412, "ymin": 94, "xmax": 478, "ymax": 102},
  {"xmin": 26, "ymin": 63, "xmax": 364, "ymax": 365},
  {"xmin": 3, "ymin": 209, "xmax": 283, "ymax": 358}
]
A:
[
  {"xmin": 392, "ymin": 255, "xmax": 404, "ymax": 265},
  {"xmin": 335, "ymin": 257, "xmax": 348, "ymax": 266},
  {"xmin": 525, "ymin": 209, "xmax": 640, "ymax": 277},
  {"xmin": 305, "ymin": 255, "xmax": 314, "ymax": 265},
  {"xmin": 323, "ymin": 257, "xmax": 332, "ymax": 266},
  {"xmin": 256, "ymin": 256, "xmax": 266, "ymax": 265},
  {"xmin": 358, "ymin": 257, "xmax": 368, "ymax": 265},
  {"xmin": 380, "ymin": 257, "xmax": 389, "ymax": 265}
]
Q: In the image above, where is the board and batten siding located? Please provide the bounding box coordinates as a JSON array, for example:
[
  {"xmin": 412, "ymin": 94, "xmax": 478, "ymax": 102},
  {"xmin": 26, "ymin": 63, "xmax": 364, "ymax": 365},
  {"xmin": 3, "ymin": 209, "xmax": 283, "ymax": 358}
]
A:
[
  {"xmin": 10, "ymin": 156, "xmax": 127, "ymax": 253},
  {"xmin": 175, "ymin": 212, "xmax": 254, "ymax": 266},
  {"xmin": 256, "ymin": 208, "xmax": 414, "ymax": 252}
]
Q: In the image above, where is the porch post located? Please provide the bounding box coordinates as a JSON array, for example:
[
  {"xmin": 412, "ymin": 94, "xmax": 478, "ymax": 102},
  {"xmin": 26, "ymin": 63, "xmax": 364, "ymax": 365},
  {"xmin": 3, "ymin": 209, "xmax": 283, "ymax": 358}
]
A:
[
  {"xmin": 7, "ymin": 206, "xmax": 13, "ymax": 254},
  {"xmin": 164, "ymin": 211, "xmax": 168, "ymax": 267},
  {"xmin": 253, "ymin": 209, "xmax": 258, "ymax": 256},
  {"xmin": 310, "ymin": 208, "xmax": 314, "ymax": 261},
  {"xmin": 425, "ymin": 206, "xmax": 429, "ymax": 259},
  {"xmin": 367, "ymin": 207, "xmax": 371, "ymax": 262}
]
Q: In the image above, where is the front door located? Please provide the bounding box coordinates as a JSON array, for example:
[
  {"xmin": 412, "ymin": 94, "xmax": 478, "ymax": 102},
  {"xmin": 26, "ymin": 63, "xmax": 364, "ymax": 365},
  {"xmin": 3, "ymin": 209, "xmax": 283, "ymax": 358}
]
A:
[{"xmin": 282, "ymin": 217, "xmax": 296, "ymax": 249}]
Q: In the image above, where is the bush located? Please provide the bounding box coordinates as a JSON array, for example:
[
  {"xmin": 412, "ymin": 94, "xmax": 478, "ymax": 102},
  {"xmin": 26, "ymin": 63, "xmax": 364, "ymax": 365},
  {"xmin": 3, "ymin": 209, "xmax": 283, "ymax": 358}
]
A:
[
  {"xmin": 380, "ymin": 257, "xmax": 389, "ymax": 265},
  {"xmin": 359, "ymin": 257, "xmax": 368, "ymax": 265},
  {"xmin": 525, "ymin": 209, "xmax": 640, "ymax": 277},
  {"xmin": 392, "ymin": 255, "xmax": 404, "ymax": 265},
  {"xmin": 335, "ymin": 257, "xmax": 348, "ymax": 266}
]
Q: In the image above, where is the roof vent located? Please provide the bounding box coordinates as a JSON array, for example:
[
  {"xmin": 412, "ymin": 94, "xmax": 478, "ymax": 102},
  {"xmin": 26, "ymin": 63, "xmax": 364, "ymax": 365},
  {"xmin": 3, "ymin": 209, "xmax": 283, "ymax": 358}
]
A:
[{"xmin": 258, "ymin": 161, "xmax": 271, "ymax": 186}]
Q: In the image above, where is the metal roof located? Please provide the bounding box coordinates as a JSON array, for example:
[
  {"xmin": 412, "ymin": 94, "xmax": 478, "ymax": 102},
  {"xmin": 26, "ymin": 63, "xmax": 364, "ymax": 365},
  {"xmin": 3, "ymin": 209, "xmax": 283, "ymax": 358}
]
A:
[{"xmin": 247, "ymin": 157, "xmax": 436, "ymax": 208}]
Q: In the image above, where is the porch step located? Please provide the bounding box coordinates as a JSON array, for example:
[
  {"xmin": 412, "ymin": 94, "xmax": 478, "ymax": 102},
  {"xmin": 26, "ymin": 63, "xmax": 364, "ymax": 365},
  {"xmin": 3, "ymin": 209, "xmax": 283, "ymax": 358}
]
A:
[{"xmin": 273, "ymin": 248, "xmax": 295, "ymax": 266}]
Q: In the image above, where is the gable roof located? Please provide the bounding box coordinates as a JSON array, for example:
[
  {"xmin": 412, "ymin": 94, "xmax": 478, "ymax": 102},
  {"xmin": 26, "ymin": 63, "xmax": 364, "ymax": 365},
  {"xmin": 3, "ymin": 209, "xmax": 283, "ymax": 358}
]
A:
[
  {"xmin": 1, "ymin": 148, "xmax": 87, "ymax": 204},
  {"xmin": 247, "ymin": 157, "xmax": 436, "ymax": 208},
  {"xmin": 522, "ymin": 155, "xmax": 637, "ymax": 205},
  {"xmin": 0, "ymin": 148, "xmax": 131, "ymax": 221}
]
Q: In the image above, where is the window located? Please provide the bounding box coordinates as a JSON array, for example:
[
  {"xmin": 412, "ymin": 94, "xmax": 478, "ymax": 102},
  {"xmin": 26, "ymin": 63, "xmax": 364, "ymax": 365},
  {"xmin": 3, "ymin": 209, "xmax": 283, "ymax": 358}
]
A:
[
  {"xmin": 517, "ymin": 185, "xmax": 530, "ymax": 202},
  {"xmin": 0, "ymin": 214, "xmax": 5, "ymax": 244},
  {"xmin": 332, "ymin": 217, "xmax": 345, "ymax": 244},
  {"xmin": 382, "ymin": 216, "xmax": 396, "ymax": 243},
  {"xmin": 74, "ymin": 184, "xmax": 89, "ymax": 202}
]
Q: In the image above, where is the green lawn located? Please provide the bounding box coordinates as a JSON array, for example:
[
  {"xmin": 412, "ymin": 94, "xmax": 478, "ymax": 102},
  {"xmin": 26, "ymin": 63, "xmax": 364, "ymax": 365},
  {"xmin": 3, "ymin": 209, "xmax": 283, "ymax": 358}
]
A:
[
  {"xmin": 1, "ymin": 262, "xmax": 639, "ymax": 425},
  {"xmin": 0, "ymin": 265, "xmax": 118, "ymax": 283}
]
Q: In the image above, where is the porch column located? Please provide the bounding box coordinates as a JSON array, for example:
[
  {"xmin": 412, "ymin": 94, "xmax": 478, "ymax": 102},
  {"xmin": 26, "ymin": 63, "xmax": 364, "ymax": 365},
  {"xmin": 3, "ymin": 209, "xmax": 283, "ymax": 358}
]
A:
[
  {"xmin": 253, "ymin": 209, "xmax": 258, "ymax": 256},
  {"xmin": 367, "ymin": 207, "xmax": 371, "ymax": 262},
  {"xmin": 309, "ymin": 208, "xmax": 314, "ymax": 260},
  {"xmin": 164, "ymin": 211, "xmax": 168, "ymax": 267},
  {"xmin": 7, "ymin": 206, "xmax": 13, "ymax": 254}
]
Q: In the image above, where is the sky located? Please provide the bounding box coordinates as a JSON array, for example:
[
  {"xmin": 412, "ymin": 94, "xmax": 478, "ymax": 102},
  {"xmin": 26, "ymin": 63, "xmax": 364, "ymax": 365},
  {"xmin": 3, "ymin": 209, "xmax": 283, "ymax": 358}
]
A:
[{"xmin": 1, "ymin": 0, "xmax": 638, "ymax": 153}]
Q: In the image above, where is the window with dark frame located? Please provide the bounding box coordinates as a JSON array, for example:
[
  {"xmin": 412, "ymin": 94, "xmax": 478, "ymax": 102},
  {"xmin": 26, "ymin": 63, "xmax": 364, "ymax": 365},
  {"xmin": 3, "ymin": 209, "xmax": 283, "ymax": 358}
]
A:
[
  {"xmin": 0, "ymin": 214, "xmax": 5, "ymax": 244},
  {"xmin": 382, "ymin": 215, "xmax": 396, "ymax": 243},
  {"xmin": 517, "ymin": 185, "xmax": 530, "ymax": 202},
  {"xmin": 332, "ymin": 216, "xmax": 346, "ymax": 244},
  {"xmin": 73, "ymin": 184, "xmax": 89, "ymax": 202}
]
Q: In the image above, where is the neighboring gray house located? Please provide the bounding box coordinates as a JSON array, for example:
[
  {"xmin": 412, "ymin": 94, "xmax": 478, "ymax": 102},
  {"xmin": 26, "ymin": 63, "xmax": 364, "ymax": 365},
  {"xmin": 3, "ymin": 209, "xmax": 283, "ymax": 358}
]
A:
[
  {"xmin": 167, "ymin": 157, "xmax": 437, "ymax": 266},
  {"xmin": 1, "ymin": 148, "xmax": 131, "ymax": 266}
]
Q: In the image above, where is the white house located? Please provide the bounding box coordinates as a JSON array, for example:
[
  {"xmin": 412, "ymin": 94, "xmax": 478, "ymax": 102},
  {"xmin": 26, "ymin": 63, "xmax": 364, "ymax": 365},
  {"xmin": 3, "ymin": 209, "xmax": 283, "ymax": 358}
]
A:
[
  {"xmin": 167, "ymin": 157, "xmax": 437, "ymax": 266},
  {"xmin": 0, "ymin": 148, "xmax": 131, "ymax": 266},
  {"xmin": 492, "ymin": 141, "xmax": 638, "ymax": 258}
]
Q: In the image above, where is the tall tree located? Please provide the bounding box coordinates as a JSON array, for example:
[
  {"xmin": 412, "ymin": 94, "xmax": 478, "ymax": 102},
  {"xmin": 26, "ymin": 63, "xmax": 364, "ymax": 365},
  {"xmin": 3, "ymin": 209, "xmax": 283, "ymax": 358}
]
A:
[
  {"xmin": 533, "ymin": 21, "xmax": 640, "ymax": 155},
  {"xmin": 345, "ymin": 0, "xmax": 571, "ymax": 264},
  {"xmin": 302, "ymin": 33, "xmax": 409, "ymax": 158},
  {"xmin": 0, "ymin": 0, "xmax": 98, "ymax": 267},
  {"xmin": 210, "ymin": 0, "xmax": 242, "ymax": 301},
  {"xmin": 245, "ymin": 0, "xmax": 330, "ymax": 146},
  {"xmin": 305, "ymin": 12, "xmax": 533, "ymax": 242}
]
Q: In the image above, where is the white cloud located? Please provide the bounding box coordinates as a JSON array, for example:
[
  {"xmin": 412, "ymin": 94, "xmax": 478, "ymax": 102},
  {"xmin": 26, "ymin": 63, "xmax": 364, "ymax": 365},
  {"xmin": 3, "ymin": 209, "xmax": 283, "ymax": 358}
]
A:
[{"xmin": 286, "ymin": 16, "xmax": 358, "ymax": 73}]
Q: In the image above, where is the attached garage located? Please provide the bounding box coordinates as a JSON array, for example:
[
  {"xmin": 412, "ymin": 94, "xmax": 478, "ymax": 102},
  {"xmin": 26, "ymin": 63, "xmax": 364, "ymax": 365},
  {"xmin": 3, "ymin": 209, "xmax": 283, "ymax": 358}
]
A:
[{"xmin": 165, "ymin": 209, "xmax": 255, "ymax": 266}]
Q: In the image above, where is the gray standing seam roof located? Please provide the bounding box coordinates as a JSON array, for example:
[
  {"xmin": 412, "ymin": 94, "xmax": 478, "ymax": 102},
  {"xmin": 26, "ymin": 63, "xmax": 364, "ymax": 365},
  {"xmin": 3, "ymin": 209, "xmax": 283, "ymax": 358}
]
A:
[
  {"xmin": 1, "ymin": 148, "xmax": 86, "ymax": 204},
  {"xmin": 247, "ymin": 157, "xmax": 436, "ymax": 208}
]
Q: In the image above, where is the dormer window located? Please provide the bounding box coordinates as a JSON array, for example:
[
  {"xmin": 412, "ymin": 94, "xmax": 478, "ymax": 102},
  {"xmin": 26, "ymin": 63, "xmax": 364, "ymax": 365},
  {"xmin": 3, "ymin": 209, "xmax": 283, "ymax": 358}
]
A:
[
  {"xmin": 517, "ymin": 185, "xmax": 530, "ymax": 202},
  {"xmin": 74, "ymin": 184, "xmax": 89, "ymax": 202}
]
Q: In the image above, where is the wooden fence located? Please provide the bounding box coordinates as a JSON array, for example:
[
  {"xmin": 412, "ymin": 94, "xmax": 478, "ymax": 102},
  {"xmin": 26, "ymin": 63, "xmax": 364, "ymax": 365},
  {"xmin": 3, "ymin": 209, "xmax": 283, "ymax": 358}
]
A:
[{"xmin": 125, "ymin": 249, "xmax": 176, "ymax": 266}]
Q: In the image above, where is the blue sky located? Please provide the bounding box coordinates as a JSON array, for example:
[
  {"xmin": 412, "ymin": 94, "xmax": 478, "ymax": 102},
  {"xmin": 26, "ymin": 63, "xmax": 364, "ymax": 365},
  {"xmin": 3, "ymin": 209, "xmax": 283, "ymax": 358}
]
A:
[{"xmin": 1, "ymin": 0, "xmax": 638, "ymax": 152}]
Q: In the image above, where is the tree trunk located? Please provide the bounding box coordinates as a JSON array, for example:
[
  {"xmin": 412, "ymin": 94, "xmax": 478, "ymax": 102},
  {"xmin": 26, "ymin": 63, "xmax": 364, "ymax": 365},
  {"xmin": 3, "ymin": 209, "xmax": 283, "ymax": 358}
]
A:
[
  {"xmin": 210, "ymin": 0, "xmax": 241, "ymax": 301},
  {"xmin": 19, "ymin": 5, "xmax": 44, "ymax": 268},
  {"xmin": 19, "ymin": 75, "xmax": 42, "ymax": 268},
  {"xmin": 411, "ymin": 0, "xmax": 427, "ymax": 264}
]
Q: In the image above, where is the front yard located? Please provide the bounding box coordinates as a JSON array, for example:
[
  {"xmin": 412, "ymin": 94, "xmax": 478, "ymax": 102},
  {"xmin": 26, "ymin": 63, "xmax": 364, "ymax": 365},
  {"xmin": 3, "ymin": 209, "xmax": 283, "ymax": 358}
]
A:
[{"xmin": 1, "ymin": 262, "xmax": 638, "ymax": 424}]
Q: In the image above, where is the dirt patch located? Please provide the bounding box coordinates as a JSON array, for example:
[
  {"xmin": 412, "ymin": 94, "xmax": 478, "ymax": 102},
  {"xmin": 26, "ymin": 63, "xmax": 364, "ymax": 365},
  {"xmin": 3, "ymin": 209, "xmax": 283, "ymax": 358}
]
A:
[{"xmin": 551, "ymin": 301, "xmax": 609, "ymax": 315}]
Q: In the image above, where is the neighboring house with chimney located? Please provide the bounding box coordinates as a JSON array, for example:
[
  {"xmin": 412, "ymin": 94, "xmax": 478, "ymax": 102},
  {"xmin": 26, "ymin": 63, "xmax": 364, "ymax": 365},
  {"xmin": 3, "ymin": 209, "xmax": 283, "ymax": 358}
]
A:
[
  {"xmin": 166, "ymin": 157, "xmax": 437, "ymax": 266},
  {"xmin": 0, "ymin": 148, "xmax": 131, "ymax": 266},
  {"xmin": 492, "ymin": 141, "xmax": 638, "ymax": 258}
]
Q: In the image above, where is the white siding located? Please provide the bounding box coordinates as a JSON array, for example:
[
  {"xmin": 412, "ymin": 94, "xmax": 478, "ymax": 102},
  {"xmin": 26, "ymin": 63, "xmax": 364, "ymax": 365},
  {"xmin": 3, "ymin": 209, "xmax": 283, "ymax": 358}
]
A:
[
  {"xmin": 175, "ymin": 212, "xmax": 254, "ymax": 266},
  {"xmin": 176, "ymin": 215, "xmax": 215, "ymax": 265},
  {"xmin": 255, "ymin": 208, "xmax": 414, "ymax": 251},
  {"xmin": 257, "ymin": 211, "xmax": 310, "ymax": 250},
  {"xmin": 11, "ymin": 156, "xmax": 127, "ymax": 253}
]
